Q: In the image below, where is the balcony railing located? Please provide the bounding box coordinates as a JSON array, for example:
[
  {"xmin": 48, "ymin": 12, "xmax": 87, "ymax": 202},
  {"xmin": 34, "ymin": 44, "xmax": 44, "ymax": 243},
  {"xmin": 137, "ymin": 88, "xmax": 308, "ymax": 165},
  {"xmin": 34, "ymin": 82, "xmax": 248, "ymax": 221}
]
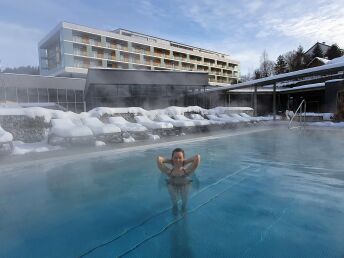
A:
[{"xmin": 73, "ymin": 50, "xmax": 87, "ymax": 56}]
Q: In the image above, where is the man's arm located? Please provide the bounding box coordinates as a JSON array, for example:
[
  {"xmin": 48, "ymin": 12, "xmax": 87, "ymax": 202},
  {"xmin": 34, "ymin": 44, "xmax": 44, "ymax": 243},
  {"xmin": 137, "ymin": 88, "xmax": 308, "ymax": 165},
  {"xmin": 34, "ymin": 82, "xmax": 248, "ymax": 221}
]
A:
[
  {"xmin": 184, "ymin": 154, "xmax": 201, "ymax": 175},
  {"xmin": 156, "ymin": 156, "xmax": 172, "ymax": 174}
]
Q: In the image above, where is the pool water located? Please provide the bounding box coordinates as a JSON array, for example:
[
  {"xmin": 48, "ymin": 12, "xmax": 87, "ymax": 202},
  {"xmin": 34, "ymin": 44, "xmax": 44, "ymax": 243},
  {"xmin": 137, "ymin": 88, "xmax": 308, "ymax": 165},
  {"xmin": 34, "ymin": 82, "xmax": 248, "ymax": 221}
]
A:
[{"xmin": 1, "ymin": 128, "xmax": 344, "ymax": 257}]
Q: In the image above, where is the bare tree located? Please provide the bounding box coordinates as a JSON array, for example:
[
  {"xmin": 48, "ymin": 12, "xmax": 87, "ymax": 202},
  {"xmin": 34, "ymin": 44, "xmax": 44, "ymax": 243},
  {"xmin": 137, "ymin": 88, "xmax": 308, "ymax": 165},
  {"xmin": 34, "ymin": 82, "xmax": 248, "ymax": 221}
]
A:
[{"xmin": 259, "ymin": 50, "xmax": 275, "ymax": 77}]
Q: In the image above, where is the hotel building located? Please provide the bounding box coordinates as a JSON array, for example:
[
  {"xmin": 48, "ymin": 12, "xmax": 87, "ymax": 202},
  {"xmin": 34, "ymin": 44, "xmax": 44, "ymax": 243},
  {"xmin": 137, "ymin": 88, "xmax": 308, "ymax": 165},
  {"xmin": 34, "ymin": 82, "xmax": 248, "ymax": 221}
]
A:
[{"xmin": 38, "ymin": 22, "xmax": 240, "ymax": 84}]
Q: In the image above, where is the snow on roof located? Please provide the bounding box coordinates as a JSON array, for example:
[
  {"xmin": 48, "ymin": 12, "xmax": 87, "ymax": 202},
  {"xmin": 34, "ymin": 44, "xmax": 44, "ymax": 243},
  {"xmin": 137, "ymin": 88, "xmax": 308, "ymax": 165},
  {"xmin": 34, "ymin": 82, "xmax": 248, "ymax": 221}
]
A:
[
  {"xmin": 316, "ymin": 57, "xmax": 330, "ymax": 64},
  {"xmin": 327, "ymin": 56, "xmax": 344, "ymax": 65},
  {"xmin": 279, "ymin": 83, "xmax": 325, "ymax": 92}
]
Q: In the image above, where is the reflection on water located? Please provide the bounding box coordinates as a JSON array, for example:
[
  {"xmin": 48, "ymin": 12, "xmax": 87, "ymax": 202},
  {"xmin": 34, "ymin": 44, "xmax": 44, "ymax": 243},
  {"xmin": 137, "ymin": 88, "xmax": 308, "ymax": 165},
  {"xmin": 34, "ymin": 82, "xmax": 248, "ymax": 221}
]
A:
[
  {"xmin": 170, "ymin": 215, "xmax": 194, "ymax": 258},
  {"xmin": 159, "ymin": 173, "xmax": 200, "ymax": 216}
]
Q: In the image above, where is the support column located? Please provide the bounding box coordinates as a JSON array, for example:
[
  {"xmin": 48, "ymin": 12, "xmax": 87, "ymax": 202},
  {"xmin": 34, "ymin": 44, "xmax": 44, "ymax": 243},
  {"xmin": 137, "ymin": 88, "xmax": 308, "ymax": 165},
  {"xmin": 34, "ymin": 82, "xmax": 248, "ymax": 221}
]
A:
[
  {"xmin": 254, "ymin": 86, "xmax": 257, "ymax": 116},
  {"xmin": 273, "ymin": 82, "xmax": 276, "ymax": 120}
]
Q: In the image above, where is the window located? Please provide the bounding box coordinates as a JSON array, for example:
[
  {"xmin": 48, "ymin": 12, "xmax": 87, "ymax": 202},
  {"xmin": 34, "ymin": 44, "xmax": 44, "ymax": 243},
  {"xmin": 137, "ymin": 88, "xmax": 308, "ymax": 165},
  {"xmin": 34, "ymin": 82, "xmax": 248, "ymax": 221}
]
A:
[
  {"xmin": 48, "ymin": 89, "xmax": 57, "ymax": 102},
  {"xmin": 67, "ymin": 90, "xmax": 76, "ymax": 102},
  {"xmin": 57, "ymin": 89, "xmax": 67, "ymax": 103},
  {"xmin": 38, "ymin": 88, "xmax": 49, "ymax": 102},
  {"xmin": 17, "ymin": 88, "xmax": 28, "ymax": 102},
  {"xmin": 28, "ymin": 89, "xmax": 39, "ymax": 102}
]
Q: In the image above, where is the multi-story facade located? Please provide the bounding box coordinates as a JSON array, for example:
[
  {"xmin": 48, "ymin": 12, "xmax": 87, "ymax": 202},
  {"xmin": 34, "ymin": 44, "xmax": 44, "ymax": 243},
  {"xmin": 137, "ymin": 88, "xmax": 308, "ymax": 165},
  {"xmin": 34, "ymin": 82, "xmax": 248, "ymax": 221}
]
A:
[{"xmin": 39, "ymin": 22, "xmax": 240, "ymax": 84}]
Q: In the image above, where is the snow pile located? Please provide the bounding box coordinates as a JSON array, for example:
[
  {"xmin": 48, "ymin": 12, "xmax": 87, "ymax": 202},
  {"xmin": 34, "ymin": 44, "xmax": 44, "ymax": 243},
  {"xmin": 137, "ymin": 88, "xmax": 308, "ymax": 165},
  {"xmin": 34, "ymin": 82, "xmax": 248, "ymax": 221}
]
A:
[
  {"xmin": 50, "ymin": 119, "xmax": 93, "ymax": 137},
  {"xmin": 0, "ymin": 107, "xmax": 80, "ymax": 123},
  {"xmin": 148, "ymin": 134, "xmax": 160, "ymax": 140},
  {"xmin": 323, "ymin": 113, "xmax": 334, "ymax": 121},
  {"xmin": 123, "ymin": 136, "xmax": 135, "ymax": 143},
  {"xmin": 95, "ymin": 141, "xmax": 106, "ymax": 147},
  {"xmin": 81, "ymin": 117, "xmax": 121, "ymax": 135},
  {"xmin": 12, "ymin": 140, "xmax": 62, "ymax": 155},
  {"xmin": 108, "ymin": 117, "xmax": 147, "ymax": 132},
  {"xmin": 0, "ymin": 126, "xmax": 13, "ymax": 143},
  {"xmin": 88, "ymin": 107, "xmax": 148, "ymax": 117},
  {"xmin": 87, "ymin": 106, "xmax": 206, "ymax": 120}
]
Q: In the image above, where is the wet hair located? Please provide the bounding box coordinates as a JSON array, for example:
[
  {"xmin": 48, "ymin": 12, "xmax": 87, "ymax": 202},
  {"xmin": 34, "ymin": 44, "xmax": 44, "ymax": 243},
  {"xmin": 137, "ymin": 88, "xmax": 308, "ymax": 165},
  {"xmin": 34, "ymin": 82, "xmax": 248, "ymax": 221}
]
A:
[{"xmin": 171, "ymin": 148, "xmax": 185, "ymax": 159}]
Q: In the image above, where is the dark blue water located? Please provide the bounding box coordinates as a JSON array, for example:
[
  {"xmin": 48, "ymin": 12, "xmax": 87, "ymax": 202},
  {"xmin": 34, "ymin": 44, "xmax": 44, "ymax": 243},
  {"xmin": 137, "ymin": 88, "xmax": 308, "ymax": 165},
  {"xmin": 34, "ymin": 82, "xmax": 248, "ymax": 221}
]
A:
[{"xmin": 1, "ymin": 129, "xmax": 344, "ymax": 257}]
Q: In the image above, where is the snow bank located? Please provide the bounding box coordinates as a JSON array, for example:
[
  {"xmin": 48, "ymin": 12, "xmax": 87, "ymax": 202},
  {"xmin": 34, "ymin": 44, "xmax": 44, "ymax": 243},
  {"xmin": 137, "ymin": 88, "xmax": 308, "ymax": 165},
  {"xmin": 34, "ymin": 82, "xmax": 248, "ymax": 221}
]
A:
[
  {"xmin": 95, "ymin": 141, "xmax": 106, "ymax": 147},
  {"xmin": 0, "ymin": 107, "xmax": 80, "ymax": 123},
  {"xmin": 0, "ymin": 126, "xmax": 13, "ymax": 143}
]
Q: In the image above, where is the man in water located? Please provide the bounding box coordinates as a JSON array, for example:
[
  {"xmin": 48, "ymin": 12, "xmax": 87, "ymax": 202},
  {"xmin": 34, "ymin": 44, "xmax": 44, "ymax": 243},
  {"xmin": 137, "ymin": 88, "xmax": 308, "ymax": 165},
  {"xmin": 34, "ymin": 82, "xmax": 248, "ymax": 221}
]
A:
[{"xmin": 157, "ymin": 148, "xmax": 201, "ymax": 214}]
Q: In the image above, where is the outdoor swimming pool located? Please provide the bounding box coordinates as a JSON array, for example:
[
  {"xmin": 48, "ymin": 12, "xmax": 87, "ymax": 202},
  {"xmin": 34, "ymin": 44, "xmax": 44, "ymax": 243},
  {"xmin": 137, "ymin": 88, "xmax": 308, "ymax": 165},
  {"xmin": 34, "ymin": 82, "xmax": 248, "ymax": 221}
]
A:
[{"xmin": 1, "ymin": 128, "xmax": 344, "ymax": 257}]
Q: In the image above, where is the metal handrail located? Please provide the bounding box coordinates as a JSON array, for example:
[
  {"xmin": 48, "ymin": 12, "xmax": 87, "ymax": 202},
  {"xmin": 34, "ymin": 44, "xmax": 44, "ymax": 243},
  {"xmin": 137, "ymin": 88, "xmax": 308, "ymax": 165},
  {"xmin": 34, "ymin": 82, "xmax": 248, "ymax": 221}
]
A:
[{"xmin": 288, "ymin": 99, "xmax": 306, "ymax": 129}]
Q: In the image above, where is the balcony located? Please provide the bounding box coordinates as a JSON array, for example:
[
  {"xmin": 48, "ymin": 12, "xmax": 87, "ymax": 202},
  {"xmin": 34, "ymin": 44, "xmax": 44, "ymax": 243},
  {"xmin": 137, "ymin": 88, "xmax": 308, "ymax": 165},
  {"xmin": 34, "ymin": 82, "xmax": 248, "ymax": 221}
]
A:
[
  {"xmin": 73, "ymin": 50, "xmax": 87, "ymax": 56},
  {"xmin": 132, "ymin": 59, "xmax": 141, "ymax": 64},
  {"xmin": 117, "ymin": 45, "xmax": 128, "ymax": 51},
  {"xmin": 89, "ymin": 39, "xmax": 102, "ymax": 47},
  {"xmin": 120, "ymin": 57, "xmax": 129, "ymax": 62}
]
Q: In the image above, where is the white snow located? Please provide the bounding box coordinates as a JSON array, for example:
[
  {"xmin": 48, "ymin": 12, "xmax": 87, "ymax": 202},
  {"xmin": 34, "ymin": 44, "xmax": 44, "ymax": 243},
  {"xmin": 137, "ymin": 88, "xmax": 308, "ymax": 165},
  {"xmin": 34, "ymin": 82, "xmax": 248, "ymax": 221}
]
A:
[
  {"xmin": 134, "ymin": 115, "xmax": 173, "ymax": 129},
  {"xmin": 50, "ymin": 118, "xmax": 93, "ymax": 137},
  {"xmin": 123, "ymin": 136, "xmax": 135, "ymax": 143},
  {"xmin": 148, "ymin": 134, "xmax": 160, "ymax": 140},
  {"xmin": 108, "ymin": 117, "xmax": 147, "ymax": 132},
  {"xmin": 81, "ymin": 117, "xmax": 121, "ymax": 135},
  {"xmin": 95, "ymin": 141, "xmax": 106, "ymax": 147},
  {"xmin": 155, "ymin": 114, "xmax": 195, "ymax": 127},
  {"xmin": 174, "ymin": 114, "xmax": 211, "ymax": 126},
  {"xmin": 323, "ymin": 113, "xmax": 334, "ymax": 121},
  {"xmin": 0, "ymin": 107, "xmax": 80, "ymax": 123},
  {"xmin": 0, "ymin": 126, "xmax": 13, "ymax": 143},
  {"xmin": 327, "ymin": 56, "xmax": 344, "ymax": 65}
]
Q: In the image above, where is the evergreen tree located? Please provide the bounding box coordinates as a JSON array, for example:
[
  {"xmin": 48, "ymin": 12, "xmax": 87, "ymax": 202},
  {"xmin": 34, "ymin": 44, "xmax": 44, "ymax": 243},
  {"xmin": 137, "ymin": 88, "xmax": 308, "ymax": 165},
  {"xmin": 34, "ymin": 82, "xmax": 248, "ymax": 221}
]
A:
[
  {"xmin": 274, "ymin": 55, "xmax": 287, "ymax": 74},
  {"xmin": 326, "ymin": 44, "xmax": 343, "ymax": 60},
  {"xmin": 295, "ymin": 45, "xmax": 305, "ymax": 70},
  {"xmin": 303, "ymin": 54, "xmax": 312, "ymax": 67},
  {"xmin": 312, "ymin": 43, "xmax": 324, "ymax": 58},
  {"xmin": 284, "ymin": 51, "xmax": 298, "ymax": 72}
]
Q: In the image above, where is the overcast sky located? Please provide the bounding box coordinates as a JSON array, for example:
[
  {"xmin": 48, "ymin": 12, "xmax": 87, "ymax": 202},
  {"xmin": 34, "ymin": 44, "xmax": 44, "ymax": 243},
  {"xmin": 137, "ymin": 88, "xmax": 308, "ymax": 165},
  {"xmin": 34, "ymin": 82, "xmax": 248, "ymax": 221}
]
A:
[{"xmin": 1, "ymin": 0, "xmax": 344, "ymax": 75}]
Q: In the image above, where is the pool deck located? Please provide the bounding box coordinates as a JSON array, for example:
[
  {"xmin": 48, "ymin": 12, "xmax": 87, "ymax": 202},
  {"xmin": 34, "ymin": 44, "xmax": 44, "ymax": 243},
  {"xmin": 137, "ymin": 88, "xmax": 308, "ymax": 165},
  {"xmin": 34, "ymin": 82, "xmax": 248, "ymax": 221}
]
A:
[{"xmin": 0, "ymin": 121, "xmax": 341, "ymax": 170}]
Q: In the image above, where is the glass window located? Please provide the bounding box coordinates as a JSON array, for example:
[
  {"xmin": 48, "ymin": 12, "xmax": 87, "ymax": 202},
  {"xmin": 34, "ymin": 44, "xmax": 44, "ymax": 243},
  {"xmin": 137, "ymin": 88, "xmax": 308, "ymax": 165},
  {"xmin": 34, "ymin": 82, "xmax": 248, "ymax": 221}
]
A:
[
  {"xmin": 48, "ymin": 89, "xmax": 57, "ymax": 102},
  {"xmin": 0, "ymin": 87, "xmax": 5, "ymax": 102},
  {"xmin": 28, "ymin": 89, "xmax": 39, "ymax": 102},
  {"xmin": 5, "ymin": 87, "xmax": 17, "ymax": 102},
  {"xmin": 75, "ymin": 91, "xmax": 84, "ymax": 102},
  {"xmin": 17, "ymin": 88, "xmax": 28, "ymax": 102},
  {"xmin": 38, "ymin": 88, "xmax": 49, "ymax": 102},
  {"xmin": 57, "ymin": 89, "xmax": 67, "ymax": 103},
  {"xmin": 67, "ymin": 90, "xmax": 75, "ymax": 102}
]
